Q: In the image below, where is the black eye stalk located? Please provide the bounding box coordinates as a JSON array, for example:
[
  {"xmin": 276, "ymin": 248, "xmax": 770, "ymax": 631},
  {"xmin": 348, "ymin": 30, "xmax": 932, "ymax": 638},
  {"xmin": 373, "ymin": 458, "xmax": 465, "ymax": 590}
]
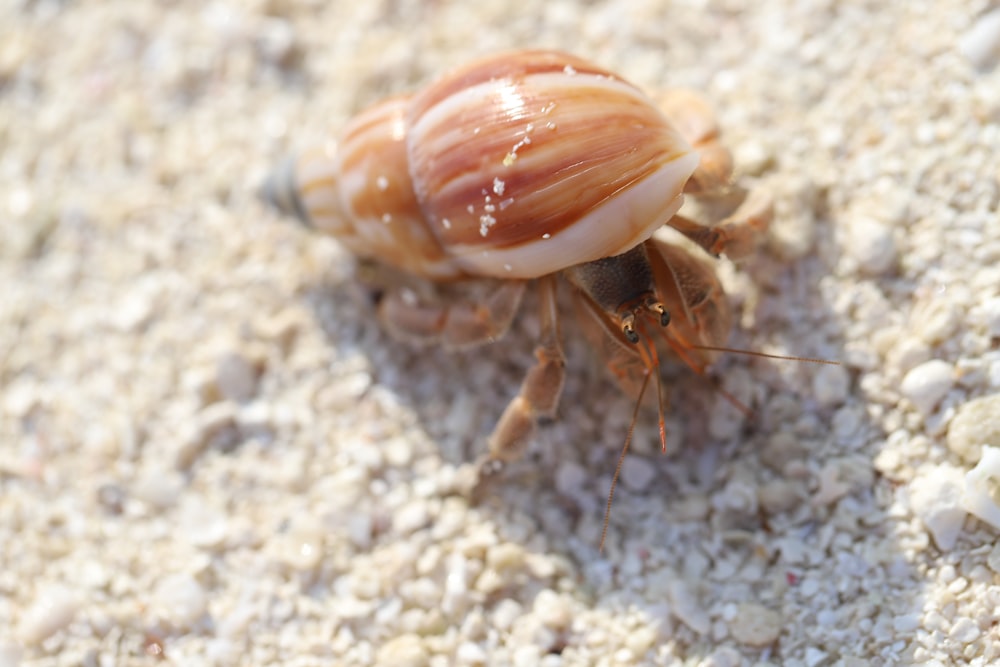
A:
[
  {"xmin": 620, "ymin": 297, "xmax": 671, "ymax": 344},
  {"xmin": 646, "ymin": 299, "xmax": 671, "ymax": 328},
  {"xmin": 621, "ymin": 313, "xmax": 639, "ymax": 344}
]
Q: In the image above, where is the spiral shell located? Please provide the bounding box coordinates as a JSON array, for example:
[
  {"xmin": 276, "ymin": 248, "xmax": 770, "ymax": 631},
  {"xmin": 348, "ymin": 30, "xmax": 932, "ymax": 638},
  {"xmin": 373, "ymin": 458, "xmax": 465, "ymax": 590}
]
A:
[{"xmin": 265, "ymin": 50, "xmax": 699, "ymax": 279}]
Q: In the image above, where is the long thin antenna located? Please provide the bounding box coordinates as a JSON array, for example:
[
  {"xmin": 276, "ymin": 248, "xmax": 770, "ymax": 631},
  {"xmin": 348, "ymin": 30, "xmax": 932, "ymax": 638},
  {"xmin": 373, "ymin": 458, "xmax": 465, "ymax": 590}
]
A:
[
  {"xmin": 655, "ymin": 361, "xmax": 667, "ymax": 453},
  {"xmin": 639, "ymin": 322, "xmax": 668, "ymax": 454},
  {"xmin": 691, "ymin": 345, "xmax": 841, "ymax": 366},
  {"xmin": 599, "ymin": 371, "xmax": 651, "ymax": 554}
]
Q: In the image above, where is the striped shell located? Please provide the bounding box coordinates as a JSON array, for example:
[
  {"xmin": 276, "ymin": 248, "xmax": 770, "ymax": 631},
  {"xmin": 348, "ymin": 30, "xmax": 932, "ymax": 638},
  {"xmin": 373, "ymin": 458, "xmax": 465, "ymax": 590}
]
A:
[{"xmin": 266, "ymin": 50, "xmax": 699, "ymax": 280}]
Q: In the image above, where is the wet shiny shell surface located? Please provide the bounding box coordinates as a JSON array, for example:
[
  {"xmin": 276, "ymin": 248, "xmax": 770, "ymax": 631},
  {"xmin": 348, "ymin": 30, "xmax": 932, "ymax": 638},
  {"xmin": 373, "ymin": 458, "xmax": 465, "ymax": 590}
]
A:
[
  {"xmin": 405, "ymin": 50, "xmax": 698, "ymax": 278},
  {"xmin": 291, "ymin": 50, "xmax": 699, "ymax": 280}
]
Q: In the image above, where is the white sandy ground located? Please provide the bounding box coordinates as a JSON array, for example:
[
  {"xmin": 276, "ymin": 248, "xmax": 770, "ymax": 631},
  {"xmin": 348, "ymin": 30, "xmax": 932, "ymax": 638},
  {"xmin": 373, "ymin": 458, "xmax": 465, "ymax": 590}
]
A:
[{"xmin": 2, "ymin": 0, "xmax": 1000, "ymax": 665}]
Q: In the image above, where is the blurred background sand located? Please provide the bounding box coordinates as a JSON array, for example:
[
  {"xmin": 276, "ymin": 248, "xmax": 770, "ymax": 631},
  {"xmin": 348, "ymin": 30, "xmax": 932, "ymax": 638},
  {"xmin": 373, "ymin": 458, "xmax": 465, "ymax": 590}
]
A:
[{"xmin": 2, "ymin": 1, "xmax": 1000, "ymax": 665}]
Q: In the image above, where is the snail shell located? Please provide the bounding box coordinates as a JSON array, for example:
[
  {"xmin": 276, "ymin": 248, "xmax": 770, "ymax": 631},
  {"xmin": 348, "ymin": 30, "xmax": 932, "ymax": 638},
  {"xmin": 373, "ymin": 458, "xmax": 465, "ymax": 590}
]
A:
[{"xmin": 264, "ymin": 50, "xmax": 699, "ymax": 279}]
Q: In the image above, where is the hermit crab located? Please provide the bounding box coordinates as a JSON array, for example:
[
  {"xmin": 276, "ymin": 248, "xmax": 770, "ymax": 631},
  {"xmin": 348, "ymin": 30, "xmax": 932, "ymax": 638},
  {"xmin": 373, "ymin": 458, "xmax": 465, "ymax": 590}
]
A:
[{"xmin": 262, "ymin": 50, "xmax": 777, "ymax": 515}]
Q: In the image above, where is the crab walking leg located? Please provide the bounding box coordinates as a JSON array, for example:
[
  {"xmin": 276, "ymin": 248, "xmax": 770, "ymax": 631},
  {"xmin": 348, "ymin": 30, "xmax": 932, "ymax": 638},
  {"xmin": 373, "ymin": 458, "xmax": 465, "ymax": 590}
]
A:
[
  {"xmin": 485, "ymin": 275, "xmax": 566, "ymax": 465},
  {"xmin": 656, "ymin": 89, "xmax": 734, "ymax": 194},
  {"xmin": 683, "ymin": 138, "xmax": 734, "ymax": 195},
  {"xmin": 377, "ymin": 279, "xmax": 527, "ymax": 348},
  {"xmin": 667, "ymin": 188, "xmax": 774, "ymax": 260}
]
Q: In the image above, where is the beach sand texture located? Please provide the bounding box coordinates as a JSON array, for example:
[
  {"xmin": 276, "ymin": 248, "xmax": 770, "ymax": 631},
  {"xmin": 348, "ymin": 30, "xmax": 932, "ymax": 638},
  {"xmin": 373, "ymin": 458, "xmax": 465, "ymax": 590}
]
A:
[{"xmin": 2, "ymin": 1, "xmax": 1000, "ymax": 665}]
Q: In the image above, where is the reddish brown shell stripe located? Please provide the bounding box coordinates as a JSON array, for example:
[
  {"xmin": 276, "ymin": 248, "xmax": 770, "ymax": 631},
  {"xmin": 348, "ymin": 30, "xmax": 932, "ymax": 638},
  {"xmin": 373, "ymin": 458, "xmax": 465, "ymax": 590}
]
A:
[{"xmin": 405, "ymin": 51, "xmax": 697, "ymax": 277}]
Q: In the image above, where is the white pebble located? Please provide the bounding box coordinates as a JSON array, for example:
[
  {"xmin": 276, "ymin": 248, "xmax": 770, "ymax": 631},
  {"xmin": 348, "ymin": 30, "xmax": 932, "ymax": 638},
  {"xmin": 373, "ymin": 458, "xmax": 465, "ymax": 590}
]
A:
[
  {"xmin": 818, "ymin": 123, "xmax": 845, "ymax": 149},
  {"xmin": 812, "ymin": 363, "xmax": 851, "ymax": 408},
  {"xmin": 812, "ymin": 462, "xmax": 851, "ymax": 506},
  {"xmin": 709, "ymin": 367, "xmax": 752, "ymax": 440},
  {"xmin": 613, "ymin": 647, "xmax": 636, "ymax": 664},
  {"xmin": 959, "ymin": 9, "xmax": 1000, "ymax": 71},
  {"xmin": 776, "ymin": 535, "xmax": 808, "ymax": 564},
  {"xmin": 715, "ymin": 473, "xmax": 759, "ymax": 514},
  {"xmin": 216, "ymin": 352, "xmax": 259, "ymax": 402},
  {"xmin": 847, "ymin": 216, "xmax": 897, "ymax": 275},
  {"xmin": 900, "ymin": 359, "xmax": 954, "ymax": 415},
  {"xmin": 832, "ymin": 405, "xmax": 864, "ymax": 444},
  {"xmin": 887, "ymin": 337, "xmax": 931, "ymax": 376},
  {"xmin": 2, "ymin": 378, "xmax": 38, "ymax": 418},
  {"xmin": 338, "ymin": 370, "xmax": 373, "ymax": 400},
  {"xmin": 624, "ymin": 625, "xmax": 658, "ymax": 656},
  {"xmin": 728, "ymin": 603, "xmax": 782, "ymax": 646},
  {"xmin": 152, "ymin": 573, "xmax": 207, "ymax": 629},
  {"xmin": 205, "ymin": 638, "xmax": 239, "ymax": 664},
  {"xmin": 893, "ymin": 613, "xmax": 921, "ymax": 633},
  {"xmin": 492, "ymin": 599, "xmax": 522, "ymax": 631},
  {"xmin": 512, "ymin": 645, "xmax": 541, "ymax": 667},
  {"xmin": 668, "ymin": 579, "xmax": 710, "ymax": 635},
  {"xmin": 402, "ymin": 577, "xmax": 439, "ymax": 608},
  {"xmin": 917, "ymin": 302, "xmax": 960, "ymax": 345},
  {"xmin": 383, "ymin": 436, "xmax": 415, "ymax": 467},
  {"xmin": 987, "ymin": 543, "xmax": 1000, "ymax": 574},
  {"xmin": 236, "ymin": 401, "xmax": 271, "ymax": 432},
  {"xmin": 978, "ymin": 297, "xmax": 1000, "ymax": 337},
  {"xmin": 17, "ymin": 587, "xmax": 80, "ymax": 645},
  {"xmin": 474, "ymin": 569, "xmax": 502, "ymax": 595},
  {"xmin": 456, "ymin": 642, "xmax": 487, "ymax": 666},
  {"xmin": 619, "ymin": 454, "xmax": 656, "ymax": 491},
  {"xmin": 111, "ymin": 288, "xmax": 154, "ymax": 332},
  {"xmin": 949, "ymin": 616, "xmax": 982, "ymax": 644},
  {"xmin": 487, "ymin": 542, "xmax": 526, "ymax": 572},
  {"xmin": 393, "ymin": 499, "xmax": 430, "ymax": 535},
  {"xmin": 430, "ymin": 500, "xmax": 466, "ymax": 541},
  {"xmin": 770, "ymin": 177, "xmax": 818, "ymax": 260},
  {"xmin": 804, "ymin": 647, "xmax": 829, "ymax": 667},
  {"xmin": 218, "ymin": 603, "xmax": 257, "ymax": 639},
  {"xmin": 963, "ymin": 446, "xmax": 1000, "ymax": 530},
  {"xmin": 554, "ymin": 460, "xmax": 588, "ymax": 496},
  {"xmin": 760, "ymin": 431, "xmax": 807, "ymax": 471},
  {"xmin": 282, "ymin": 520, "xmax": 326, "ymax": 572},
  {"xmin": 174, "ymin": 401, "xmax": 239, "ymax": 470},
  {"xmin": 703, "ymin": 646, "xmax": 742, "ymax": 667},
  {"xmin": 758, "ymin": 479, "xmax": 803, "ymax": 514},
  {"xmin": 443, "ymin": 552, "xmax": 470, "ymax": 613},
  {"xmin": 981, "ymin": 356, "xmax": 1000, "ymax": 387},
  {"xmin": 346, "ymin": 512, "xmax": 373, "ymax": 550},
  {"xmin": 0, "ymin": 642, "xmax": 23, "ymax": 667},
  {"xmin": 672, "ymin": 492, "xmax": 710, "ymax": 521},
  {"xmin": 734, "ymin": 140, "xmax": 773, "ymax": 176},
  {"xmin": 376, "ymin": 634, "xmax": 429, "ymax": 667},
  {"xmin": 908, "ymin": 464, "xmax": 967, "ymax": 550},
  {"xmin": 257, "ymin": 19, "xmax": 297, "ymax": 67},
  {"xmin": 947, "ymin": 393, "xmax": 1000, "ymax": 462},
  {"xmin": 532, "ymin": 589, "xmax": 572, "ymax": 629},
  {"xmin": 346, "ymin": 569, "xmax": 381, "ymax": 601},
  {"xmin": 374, "ymin": 597, "xmax": 403, "ymax": 627},
  {"xmin": 184, "ymin": 506, "xmax": 230, "ymax": 550},
  {"xmin": 132, "ymin": 468, "xmax": 184, "ymax": 509}
]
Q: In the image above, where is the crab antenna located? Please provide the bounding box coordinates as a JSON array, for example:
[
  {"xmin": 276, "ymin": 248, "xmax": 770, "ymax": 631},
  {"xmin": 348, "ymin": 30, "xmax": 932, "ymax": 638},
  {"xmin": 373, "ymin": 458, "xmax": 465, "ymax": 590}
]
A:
[
  {"xmin": 658, "ymin": 329, "xmax": 756, "ymax": 417},
  {"xmin": 655, "ymin": 354, "xmax": 667, "ymax": 453},
  {"xmin": 600, "ymin": 371, "xmax": 652, "ymax": 554},
  {"xmin": 690, "ymin": 345, "xmax": 841, "ymax": 366},
  {"xmin": 638, "ymin": 324, "xmax": 668, "ymax": 454}
]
